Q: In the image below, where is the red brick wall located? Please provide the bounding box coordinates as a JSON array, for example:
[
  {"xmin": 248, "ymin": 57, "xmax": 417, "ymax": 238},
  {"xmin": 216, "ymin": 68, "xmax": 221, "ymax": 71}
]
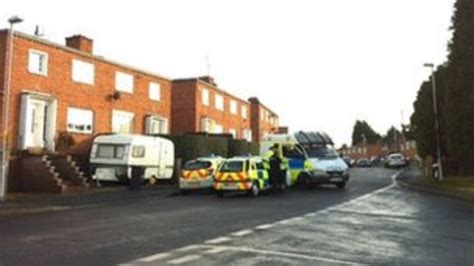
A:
[
  {"xmin": 4, "ymin": 33, "xmax": 171, "ymax": 151},
  {"xmin": 0, "ymin": 32, "xmax": 7, "ymax": 137},
  {"xmin": 171, "ymin": 80, "xmax": 197, "ymax": 134},
  {"xmin": 250, "ymin": 102, "xmax": 278, "ymax": 143}
]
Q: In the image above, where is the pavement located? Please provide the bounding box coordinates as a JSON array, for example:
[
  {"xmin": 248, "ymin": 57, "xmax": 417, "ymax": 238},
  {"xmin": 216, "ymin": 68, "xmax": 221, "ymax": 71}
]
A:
[
  {"xmin": 0, "ymin": 167, "xmax": 473, "ymax": 266},
  {"xmin": 0, "ymin": 184, "xmax": 179, "ymax": 217},
  {"xmin": 396, "ymin": 167, "xmax": 474, "ymax": 202}
]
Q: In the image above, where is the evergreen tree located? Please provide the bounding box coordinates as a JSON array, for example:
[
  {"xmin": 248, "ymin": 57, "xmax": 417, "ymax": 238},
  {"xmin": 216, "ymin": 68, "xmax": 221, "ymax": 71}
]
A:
[
  {"xmin": 351, "ymin": 120, "xmax": 381, "ymax": 146},
  {"xmin": 445, "ymin": 0, "xmax": 474, "ymax": 174}
]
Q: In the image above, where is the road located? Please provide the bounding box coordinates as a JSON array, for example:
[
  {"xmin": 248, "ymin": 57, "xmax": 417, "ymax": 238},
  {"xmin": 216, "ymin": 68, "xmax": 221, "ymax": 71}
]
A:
[{"xmin": 0, "ymin": 168, "xmax": 473, "ymax": 265}]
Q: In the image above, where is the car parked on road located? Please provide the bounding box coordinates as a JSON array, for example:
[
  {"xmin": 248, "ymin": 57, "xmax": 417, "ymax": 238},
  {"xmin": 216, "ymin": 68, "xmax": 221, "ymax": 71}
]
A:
[
  {"xmin": 214, "ymin": 157, "xmax": 270, "ymax": 197},
  {"xmin": 179, "ymin": 156, "xmax": 223, "ymax": 194},
  {"xmin": 385, "ymin": 153, "xmax": 407, "ymax": 168},
  {"xmin": 356, "ymin": 158, "xmax": 371, "ymax": 167}
]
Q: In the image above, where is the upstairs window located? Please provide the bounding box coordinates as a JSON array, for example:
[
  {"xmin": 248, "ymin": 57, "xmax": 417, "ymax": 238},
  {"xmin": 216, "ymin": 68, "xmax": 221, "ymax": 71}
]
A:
[
  {"xmin": 115, "ymin": 71, "xmax": 134, "ymax": 93},
  {"xmin": 72, "ymin": 59, "xmax": 95, "ymax": 85},
  {"xmin": 215, "ymin": 94, "xmax": 224, "ymax": 111},
  {"xmin": 28, "ymin": 49, "xmax": 48, "ymax": 76},
  {"xmin": 241, "ymin": 106, "xmax": 248, "ymax": 119},
  {"xmin": 202, "ymin": 88, "xmax": 209, "ymax": 106},
  {"xmin": 149, "ymin": 82, "xmax": 161, "ymax": 101},
  {"xmin": 230, "ymin": 100, "xmax": 238, "ymax": 115}
]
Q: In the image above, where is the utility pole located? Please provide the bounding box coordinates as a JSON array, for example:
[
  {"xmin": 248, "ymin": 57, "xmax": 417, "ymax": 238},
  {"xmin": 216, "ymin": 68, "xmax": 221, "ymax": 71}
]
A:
[
  {"xmin": 1, "ymin": 15, "xmax": 23, "ymax": 202},
  {"xmin": 424, "ymin": 63, "xmax": 444, "ymax": 181}
]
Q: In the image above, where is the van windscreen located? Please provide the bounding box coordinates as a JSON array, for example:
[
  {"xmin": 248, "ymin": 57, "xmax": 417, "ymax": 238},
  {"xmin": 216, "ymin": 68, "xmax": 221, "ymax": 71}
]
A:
[
  {"xmin": 220, "ymin": 161, "xmax": 244, "ymax": 173},
  {"xmin": 184, "ymin": 160, "xmax": 212, "ymax": 170}
]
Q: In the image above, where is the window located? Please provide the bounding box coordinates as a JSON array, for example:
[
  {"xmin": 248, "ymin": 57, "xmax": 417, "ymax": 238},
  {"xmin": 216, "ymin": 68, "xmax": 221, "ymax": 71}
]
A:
[
  {"xmin": 146, "ymin": 116, "xmax": 168, "ymax": 134},
  {"xmin": 202, "ymin": 88, "xmax": 209, "ymax": 106},
  {"xmin": 132, "ymin": 146, "xmax": 145, "ymax": 158},
  {"xmin": 215, "ymin": 94, "xmax": 224, "ymax": 111},
  {"xmin": 97, "ymin": 144, "xmax": 125, "ymax": 159},
  {"xmin": 28, "ymin": 49, "xmax": 48, "ymax": 76},
  {"xmin": 230, "ymin": 100, "xmax": 238, "ymax": 115},
  {"xmin": 243, "ymin": 129, "xmax": 252, "ymax": 142},
  {"xmin": 149, "ymin": 82, "xmax": 161, "ymax": 101},
  {"xmin": 67, "ymin": 107, "xmax": 93, "ymax": 134},
  {"xmin": 214, "ymin": 124, "xmax": 224, "ymax": 134},
  {"xmin": 229, "ymin": 128, "xmax": 237, "ymax": 138},
  {"xmin": 241, "ymin": 106, "xmax": 248, "ymax": 119},
  {"xmin": 115, "ymin": 71, "xmax": 134, "ymax": 93},
  {"xmin": 112, "ymin": 110, "xmax": 134, "ymax": 134},
  {"xmin": 72, "ymin": 59, "xmax": 94, "ymax": 85},
  {"xmin": 201, "ymin": 117, "xmax": 215, "ymax": 132}
]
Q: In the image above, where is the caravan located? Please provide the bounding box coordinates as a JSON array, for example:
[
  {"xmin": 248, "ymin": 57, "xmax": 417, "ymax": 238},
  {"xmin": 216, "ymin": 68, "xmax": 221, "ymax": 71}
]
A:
[{"xmin": 90, "ymin": 134, "xmax": 175, "ymax": 182}]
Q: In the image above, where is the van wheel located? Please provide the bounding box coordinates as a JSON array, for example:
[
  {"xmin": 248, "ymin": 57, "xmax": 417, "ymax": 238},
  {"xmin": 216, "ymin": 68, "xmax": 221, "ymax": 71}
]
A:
[
  {"xmin": 297, "ymin": 174, "xmax": 311, "ymax": 189},
  {"xmin": 336, "ymin": 182, "xmax": 346, "ymax": 189},
  {"xmin": 216, "ymin": 191, "xmax": 225, "ymax": 198},
  {"xmin": 249, "ymin": 183, "xmax": 259, "ymax": 197},
  {"xmin": 180, "ymin": 189, "xmax": 190, "ymax": 195}
]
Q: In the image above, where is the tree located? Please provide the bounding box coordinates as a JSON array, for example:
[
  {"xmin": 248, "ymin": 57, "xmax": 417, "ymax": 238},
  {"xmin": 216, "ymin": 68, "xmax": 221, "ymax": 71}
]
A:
[
  {"xmin": 383, "ymin": 126, "xmax": 403, "ymax": 152},
  {"xmin": 351, "ymin": 120, "xmax": 381, "ymax": 146},
  {"xmin": 444, "ymin": 0, "xmax": 474, "ymax": 174}
]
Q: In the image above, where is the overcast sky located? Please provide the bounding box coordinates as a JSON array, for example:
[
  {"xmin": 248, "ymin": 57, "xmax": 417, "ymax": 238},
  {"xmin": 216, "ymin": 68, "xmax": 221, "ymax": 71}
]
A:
[{"xmin": 2, "ymin": 0, "xmax": 455, "ymax": 146}]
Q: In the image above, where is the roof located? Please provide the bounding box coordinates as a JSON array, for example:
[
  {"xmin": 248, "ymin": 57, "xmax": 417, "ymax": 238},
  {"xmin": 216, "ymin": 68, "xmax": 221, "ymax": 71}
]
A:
[
  {"xmin": 294, "ymin": 131, "xmax": 334, "ymax": 146},
  {"xmin": 1, "ymin": 29, "xmax": 170, "ymax": 81},
  {"xmin": 172, "ymin": 77, "xmax": 250, "ymax": 105}
]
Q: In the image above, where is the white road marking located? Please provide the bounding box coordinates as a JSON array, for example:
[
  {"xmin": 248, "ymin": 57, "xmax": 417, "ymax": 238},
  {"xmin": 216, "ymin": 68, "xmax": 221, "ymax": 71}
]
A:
[
  {"xmin": 231, "ymin": 229, "xmax": 253, "ymax": 237},
  {"xmin": 204, "ymin": 236, "xmax": 232, "ymax": 244},
  {"xmin": 202, "ymin": 245, "xmax": 364, "ymax": 266},
  {"xmin": 138, "ymin": 252, "xmax": 172, "ymax": 262},
  {"xmin": 255, "ymin": 223, "xmax": 275, "ymax": 230},
  {"xmin": 167, "ymin": 254, "xmax": 202, "ymax": 265},
  {"xmin": 203, "ymin": 246, "xmax": 229, "ymax": 254},
  {"xmin": 175, "ymin": 245, "xmax": 201, "ymax": 252}
]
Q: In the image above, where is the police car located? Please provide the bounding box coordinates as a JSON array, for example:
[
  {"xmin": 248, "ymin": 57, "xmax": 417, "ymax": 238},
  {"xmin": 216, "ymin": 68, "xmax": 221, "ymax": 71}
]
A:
[
  {"xmin": 179, "ymin": 156, "xmax": 223, "ymax": 194},
  {"xmin": 214, "ymin": 156, "xmax": 270, "ymax": 197}
]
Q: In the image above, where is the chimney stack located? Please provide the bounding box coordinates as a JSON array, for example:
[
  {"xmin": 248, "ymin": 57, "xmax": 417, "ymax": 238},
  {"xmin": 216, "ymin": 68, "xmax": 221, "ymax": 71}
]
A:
[{"xmin": 65, "ymin": 35, "xmax": 93, "ymax": 53}]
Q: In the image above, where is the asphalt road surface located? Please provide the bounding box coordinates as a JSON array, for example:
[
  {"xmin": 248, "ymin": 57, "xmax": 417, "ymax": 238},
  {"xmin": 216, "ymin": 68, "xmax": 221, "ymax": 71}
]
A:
[{"xmin": 0, "ymin": 168, "xmax": 473, "ymax": 266}]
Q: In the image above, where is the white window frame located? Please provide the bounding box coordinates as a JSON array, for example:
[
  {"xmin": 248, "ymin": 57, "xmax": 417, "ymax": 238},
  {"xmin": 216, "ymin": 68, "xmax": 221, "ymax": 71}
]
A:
[
  {"xmin": 202, "ymin": 88, "xmax": 210, "ymax": 106},
  {"xmin": 241, "ymin": 106, "xmax": 248, "ymax": 120},
  {"xmin": 28, "ymin": 49, "xmax": 48, "ymax": 76},
  {"xmin": 215, "ymin": 94, "xmax": 224, "ymax": 111},
  {"xmin": 229, "ymin": 128, "xmax": 237, "ymax": 138},
  {"xmin": 115, "ymin": 71, "xmax": 134, "ymax": 93},
  {"xmin": 200, "ymin": 117, "xmax": 215, "ymax": 132},
  {"xmin": 72, "ymin": 59, "xmax": 95, "ymax": 85},
  {"xmin": 149, "ymin": 82, "xmax": 161, "ymax": 101},
  {"xmin": 112, "ymin": 110, "xmax": 135, "ymax": 134},
  {"xmin": 67, "ymin": 107, "xmax": 94, "ymax": 134},
  {"xmin": 230, "ymin": 100, "xmax": 238, "ymax": 115},
  {"xmin": 146, "ymin": 115, "xmax": 168, "ymax": 134},
  {"xmin": 214, "ymin": 124, "xmax": 224, "ymax": 134}
]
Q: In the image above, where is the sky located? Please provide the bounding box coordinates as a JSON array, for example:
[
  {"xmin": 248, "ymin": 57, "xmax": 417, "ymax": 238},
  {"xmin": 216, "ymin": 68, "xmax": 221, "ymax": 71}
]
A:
[{"xmin": 1, "ymin": 0, "xmax": 455, "ymax": 146}]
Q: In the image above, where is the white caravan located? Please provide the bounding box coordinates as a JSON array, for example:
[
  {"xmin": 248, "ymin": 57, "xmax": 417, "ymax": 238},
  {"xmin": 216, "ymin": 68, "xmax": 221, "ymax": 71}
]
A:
[{"xmin": 90, "ymin": 134, "xmax": 175, "ymax": 182}]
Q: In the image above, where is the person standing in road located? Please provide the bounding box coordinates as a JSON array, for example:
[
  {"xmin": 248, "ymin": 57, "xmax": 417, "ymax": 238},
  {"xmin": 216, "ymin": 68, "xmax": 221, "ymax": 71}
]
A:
[{"xmin": 268, "ymin": 145, "xmax": 283, "ymax": 189}]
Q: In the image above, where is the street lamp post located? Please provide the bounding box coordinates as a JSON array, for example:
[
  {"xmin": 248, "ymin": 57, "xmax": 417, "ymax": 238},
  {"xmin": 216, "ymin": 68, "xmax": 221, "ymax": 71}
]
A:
[
  {"xmin": 424, "ymin": 63, "xmax": 444, "ymax": 181},
  {"xmin": 1, "ymin": 15, "xmax": 23, "ymax": 202}
]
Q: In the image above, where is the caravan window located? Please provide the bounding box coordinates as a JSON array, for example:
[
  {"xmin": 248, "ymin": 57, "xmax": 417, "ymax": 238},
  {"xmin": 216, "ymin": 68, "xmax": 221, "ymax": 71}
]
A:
[
  {"xmin": 132, "ymin": 146, "xmax": 145, "ymax": 158},
  {"xmin": 97, "ymin": 144, "xmax": 125, "ymax": 159}
]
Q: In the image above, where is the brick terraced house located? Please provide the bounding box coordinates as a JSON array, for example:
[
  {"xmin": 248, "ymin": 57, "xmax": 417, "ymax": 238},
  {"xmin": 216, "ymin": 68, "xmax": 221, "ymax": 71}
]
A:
[
  {"xmin": 0, "ymin": 30, "xmax": 171, "ymax": 153},
  {"xmin": 248, "ymin": 97, "xmax": 279, "ymax": 143},
  {"xmin": 172, "ymin": 76, "xmax": 278, "ymax": 142}
]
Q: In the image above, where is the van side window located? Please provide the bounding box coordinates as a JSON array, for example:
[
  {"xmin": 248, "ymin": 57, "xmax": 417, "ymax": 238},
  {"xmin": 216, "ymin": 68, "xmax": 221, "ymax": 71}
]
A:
[
  {"xmin": 283, "ymin": 145, "xmax": 304, "ymax": 159},
  {"xmin": 256, "ymin": 163, "xmax": 265, "ymax": 170},
  {"xmin": 132, "ymin": 145, "xmax": 145, "ymax": 158}
]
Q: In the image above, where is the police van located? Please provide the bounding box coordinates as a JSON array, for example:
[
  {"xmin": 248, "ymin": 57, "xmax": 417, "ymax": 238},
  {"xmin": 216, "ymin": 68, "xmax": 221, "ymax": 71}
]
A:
[
  {"xmin": 179, "ymin": 156, "xmax": 223, "ymax": 193},
  {"xmin": 261, "ymin": 131, "xmax": 350, "ymax": 189},
  {"xmin": 214, "ymin": 156, "xmax": 270, "ymax": 197}
]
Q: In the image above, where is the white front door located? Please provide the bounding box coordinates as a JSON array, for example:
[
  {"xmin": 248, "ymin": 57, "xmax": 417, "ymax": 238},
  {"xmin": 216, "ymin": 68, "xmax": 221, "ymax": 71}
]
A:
[
  {"xmin": 18, "ymin": 93, "xmax": 57, "ymax": 151},
  {"xmin": 29, "ymin": 99, "xmax": 47, "ymax": 148}
]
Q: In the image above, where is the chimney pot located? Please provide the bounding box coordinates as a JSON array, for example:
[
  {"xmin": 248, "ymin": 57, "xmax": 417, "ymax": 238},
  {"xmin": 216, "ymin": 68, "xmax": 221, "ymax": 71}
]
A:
[{"xmin": 66, "ymin": 35, "xmax": 93, "ymax": 53}]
